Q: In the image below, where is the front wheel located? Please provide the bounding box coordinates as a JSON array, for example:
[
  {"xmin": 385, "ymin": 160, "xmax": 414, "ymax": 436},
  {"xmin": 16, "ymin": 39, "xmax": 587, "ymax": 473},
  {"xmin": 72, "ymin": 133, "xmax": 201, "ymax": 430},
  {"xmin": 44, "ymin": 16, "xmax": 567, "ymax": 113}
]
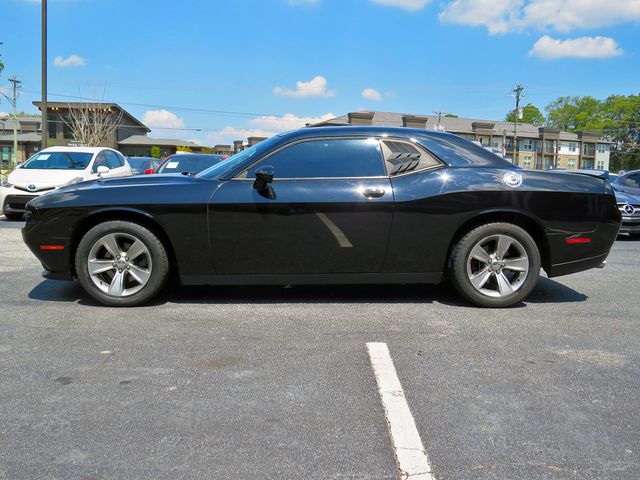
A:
[
  {"xmin": 75, "ymin": 221, "xmax": 170, "ymax": 306},
  {"xmin": 450, "ymin": 223, "xmax": 541, "ymax": 308}
]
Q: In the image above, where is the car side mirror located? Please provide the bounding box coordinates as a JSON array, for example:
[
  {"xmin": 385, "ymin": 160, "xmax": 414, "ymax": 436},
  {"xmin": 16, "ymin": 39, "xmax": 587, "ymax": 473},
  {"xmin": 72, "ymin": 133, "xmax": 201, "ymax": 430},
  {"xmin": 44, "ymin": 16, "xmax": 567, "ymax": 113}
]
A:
[
  {"xmin": 253, "ymin": 166, "xmax": 276, "ymax": 200},
  {"xmin": 253, "ymin": 166, "xmax": 274, "ymax": 191},
  {"xmin": 97, "ymin": 165, "xmax": 110, "ymax": 176}
]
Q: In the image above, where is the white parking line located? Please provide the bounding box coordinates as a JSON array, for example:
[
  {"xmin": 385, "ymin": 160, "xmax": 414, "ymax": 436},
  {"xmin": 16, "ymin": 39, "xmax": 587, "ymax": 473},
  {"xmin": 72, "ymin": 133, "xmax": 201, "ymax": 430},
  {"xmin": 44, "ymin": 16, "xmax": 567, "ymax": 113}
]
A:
[{"xmin": 367, "ymin": 342, "xmax": 435, "ymax": 480}]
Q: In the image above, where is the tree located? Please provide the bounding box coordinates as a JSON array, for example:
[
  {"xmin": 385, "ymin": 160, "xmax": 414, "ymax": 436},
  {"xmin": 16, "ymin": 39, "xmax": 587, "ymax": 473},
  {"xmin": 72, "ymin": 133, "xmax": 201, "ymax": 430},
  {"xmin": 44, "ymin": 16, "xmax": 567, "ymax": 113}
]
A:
[
  {"xmin": 176, "ymin": 146, "xmax": 192, "ymax": 153},
  {"xmin": 150, "ymin": 146, "xmax": 161, "ymax": 159},
  {"xmin": 505, "ymin": 103, "xmax": 545, "ymax": 126},
  {"xmin": 545, "ymin": 96, "xmax": 603, "ymax": 131},
  {"xmin": 64, "ymin": 102, "xmax": 123, "ymax": 146},
  {"xmin": 545, "ymin": 94, "xmax": 640, "ymax": 171}
]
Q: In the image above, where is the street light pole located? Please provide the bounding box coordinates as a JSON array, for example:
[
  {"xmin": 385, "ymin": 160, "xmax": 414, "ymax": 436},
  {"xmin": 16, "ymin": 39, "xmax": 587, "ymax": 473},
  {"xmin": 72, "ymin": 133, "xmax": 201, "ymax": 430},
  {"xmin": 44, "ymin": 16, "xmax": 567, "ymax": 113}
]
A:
[
  {"xmin": 8, "ymin": 76, "xmax": 21, "ymax": 168},
  {"xmin": 41, "ymin": 0, "xmax": 47, "ymax": 151}
]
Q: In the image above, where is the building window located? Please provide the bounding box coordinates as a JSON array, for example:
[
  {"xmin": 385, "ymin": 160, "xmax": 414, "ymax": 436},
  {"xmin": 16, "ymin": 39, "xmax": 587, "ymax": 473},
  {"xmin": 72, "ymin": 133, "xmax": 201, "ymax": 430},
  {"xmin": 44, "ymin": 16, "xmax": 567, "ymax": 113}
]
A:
[
  {"xmin": 568, "ymin": 159, "xmax": 576, "ymax": 169},
  {"xmin": 491, "ymin": 139, "xmax": 501, "ymax": 149},
  {"xmin": 583, "ymin": 144, "xmax": 595, "ymax": 156},
  {"xmin": 597, "ymin": 144, "xmax": 607, "ymax": 153},
  {"xmin": 568, "ymin": 142, "xmax": 577, "ymax": 152},
  {"xmin": 521, "ymin": 139, "xmax": 534, "ymax": 150},
  {"xmin": 545, "ymin": 141, "xmax": 555, "ymax": 152},
  {"xmin": 63, "ymin": 122, "xmax": 74, "ymax": 140},
  {"xmin": 1, "ymin": 146, "xmax": 12, "ymax": 162},
  {"xmin": 596, "ymin": 159, "xmax": 606, "ymax": 170},
  {"xmin": 522, "ymin": 155, "xmax": 532, "ymax": 168},
  {"xmin": 48, "ymin": 121, "xmax": 57, "ymax": 139}
]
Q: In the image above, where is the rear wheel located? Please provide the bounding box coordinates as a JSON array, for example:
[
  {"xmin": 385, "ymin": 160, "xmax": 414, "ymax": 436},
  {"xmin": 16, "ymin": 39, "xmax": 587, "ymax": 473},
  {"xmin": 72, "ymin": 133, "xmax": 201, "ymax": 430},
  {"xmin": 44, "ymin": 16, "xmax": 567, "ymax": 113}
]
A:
[
  {"xmin": 450, "ymin": 223, "xmax": 540, "ymax": 308},
  {"xmin": 75, "ymin": 221, "xmax": 169, "ymax": 306}
]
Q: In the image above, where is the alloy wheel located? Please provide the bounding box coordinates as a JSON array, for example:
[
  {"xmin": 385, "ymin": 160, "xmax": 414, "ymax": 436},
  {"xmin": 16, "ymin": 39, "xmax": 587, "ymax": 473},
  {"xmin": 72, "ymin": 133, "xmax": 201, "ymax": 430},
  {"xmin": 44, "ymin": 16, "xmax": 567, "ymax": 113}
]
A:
[
  {"xmin": 466, "ymin": 234, "xmax": 529, "ymax": 298},
  {"xmin": 87, "ymin": 232, "xmax": 153, "ymax": 297}
]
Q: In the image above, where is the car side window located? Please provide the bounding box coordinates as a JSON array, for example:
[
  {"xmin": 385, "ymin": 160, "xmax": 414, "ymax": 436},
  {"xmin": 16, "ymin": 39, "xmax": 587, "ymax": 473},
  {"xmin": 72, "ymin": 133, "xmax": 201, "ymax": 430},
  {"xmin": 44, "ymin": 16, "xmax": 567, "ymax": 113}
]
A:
[
  {"xmin": 381, "ymin": 140, "xmax": 442, "ymax": 175},
  {"xmin": 92, "ymin": 152, "xmax": 108, "ymax": 173},
  {"xmin": 114, "ymin": 151, "xmax": 126, "ymax": 167},
  {"xmin": 105, "ymin": 151, "xmax": 122, "ymax": 169},
  {"xmin": 243, "ymin": 138, "xmax": 385, "ymax": 179},
  {"xmin": 623, "ymin": 174, "xmax": 640, "ymax": 188}
]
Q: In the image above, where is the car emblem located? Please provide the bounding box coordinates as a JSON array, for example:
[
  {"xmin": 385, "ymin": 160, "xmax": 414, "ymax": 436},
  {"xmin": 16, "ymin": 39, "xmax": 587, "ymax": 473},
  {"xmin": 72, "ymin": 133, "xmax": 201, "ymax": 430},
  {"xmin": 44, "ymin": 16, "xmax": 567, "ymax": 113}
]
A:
[
  {"xmin": 28, "ymin": 184, "xmax": 37, "ymax": 191},
  {"xmin": 624, "ymin": 204, "xmax": 636, "ymax": 215},
  {"xmin": 502, "ymin": 171, "xmax": 523, "ymax": 188}
]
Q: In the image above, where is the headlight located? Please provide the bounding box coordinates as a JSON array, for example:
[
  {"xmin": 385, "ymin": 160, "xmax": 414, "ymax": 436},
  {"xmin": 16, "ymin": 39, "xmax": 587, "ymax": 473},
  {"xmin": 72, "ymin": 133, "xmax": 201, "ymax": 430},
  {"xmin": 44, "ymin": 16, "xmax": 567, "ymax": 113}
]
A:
[{"xmin": 1, "ymin": 179, "xmax": 12, "ymax": 188}]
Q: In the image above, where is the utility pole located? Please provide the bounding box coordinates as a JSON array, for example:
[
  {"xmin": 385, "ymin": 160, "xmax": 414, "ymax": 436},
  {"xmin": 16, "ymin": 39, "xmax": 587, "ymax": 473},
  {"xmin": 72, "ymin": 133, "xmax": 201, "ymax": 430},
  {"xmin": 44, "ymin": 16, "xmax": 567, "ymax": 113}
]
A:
[
  {"xmin": 432, "ymin": 110, "xmax": 448, "ymax": 132},
  {"xmin": 509, "ymin": 84, "xmax": 524, "ymax": 165},
  {"xmin": 41, "ymin": 0, "xmax": 48, "ymax": 151},
  {"xmin": 8, "ymin": 76, "xmax": 21, "ymax": 167}
]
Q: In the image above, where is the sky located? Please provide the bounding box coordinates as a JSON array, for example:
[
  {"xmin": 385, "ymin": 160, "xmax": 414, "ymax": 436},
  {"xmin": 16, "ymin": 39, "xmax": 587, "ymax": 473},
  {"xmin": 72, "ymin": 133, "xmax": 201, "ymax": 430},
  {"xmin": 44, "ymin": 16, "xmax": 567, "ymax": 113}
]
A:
[{"xmin": 1, "ymin": 0, "xmax": 639, "ymax": 146}]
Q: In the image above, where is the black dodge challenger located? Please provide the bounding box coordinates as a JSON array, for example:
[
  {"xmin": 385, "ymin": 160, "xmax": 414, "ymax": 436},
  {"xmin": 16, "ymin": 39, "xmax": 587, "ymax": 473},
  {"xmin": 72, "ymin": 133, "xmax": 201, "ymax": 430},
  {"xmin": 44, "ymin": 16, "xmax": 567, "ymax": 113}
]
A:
[{"xmin": 22, "ymin": 126, "xmax": 621, "ymax": 308}]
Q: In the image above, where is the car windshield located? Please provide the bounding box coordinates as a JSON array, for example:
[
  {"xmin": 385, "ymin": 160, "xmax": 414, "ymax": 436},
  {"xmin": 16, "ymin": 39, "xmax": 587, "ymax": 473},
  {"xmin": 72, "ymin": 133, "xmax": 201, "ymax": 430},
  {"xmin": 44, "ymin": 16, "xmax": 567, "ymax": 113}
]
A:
[
  {"xmin": 158, "ymin": 154, "xmax": 224, "ymax": 174},
  {"xmin": 21, "ymin": 151, "xmax": 93, "ymax": 170},
  {"xmin": 195, "ymin": 147, "xmax": 256, "ymax": 178}
]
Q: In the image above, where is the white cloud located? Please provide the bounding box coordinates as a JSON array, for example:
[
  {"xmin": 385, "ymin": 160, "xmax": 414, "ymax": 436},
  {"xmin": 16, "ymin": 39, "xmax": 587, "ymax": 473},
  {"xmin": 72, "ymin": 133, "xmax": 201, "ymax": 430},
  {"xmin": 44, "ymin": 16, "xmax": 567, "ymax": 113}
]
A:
[
  {"xmin": 370, "ymin": 0, "xmax": 431, "ymax": 11},
  {"xmin": 273, "ymin": 76, "xmax": 335, "ymax": 98},
  {"xmin": 142, "ymin": 109, "xmax": 185, "ymax": 129},
  {"xmin": 207, "ymin": 113, "xmax": 336, "ymax": 145},
  {"xmin": 362, "ymin": 88, "xmax": 383, "ymax": 101},
  {"xmin": 53, "ymin": 54, "xmax": 86, "ymax": 67},
  {"xmin": 439, "ymin": 0, "xmax": 524, "ymax": 35},
  {"xmin": 529, "ymin": 35, "xmax": 623, "ymax": 59},
  {"xmin": 439, "ymin": 0, "xmax": 640, "ymax": 35}
]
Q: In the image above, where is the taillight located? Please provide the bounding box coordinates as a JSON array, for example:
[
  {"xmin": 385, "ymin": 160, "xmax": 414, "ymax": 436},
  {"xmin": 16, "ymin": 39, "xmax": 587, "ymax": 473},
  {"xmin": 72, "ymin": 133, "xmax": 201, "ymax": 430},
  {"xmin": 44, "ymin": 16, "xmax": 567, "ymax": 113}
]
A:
[
  {"xmin": 144, "ymin": 169, "xmax": 155, "ymax": 174},
  {"xmin": 565, "ymin": 237, "xmax": 591, "ymax": 245}
]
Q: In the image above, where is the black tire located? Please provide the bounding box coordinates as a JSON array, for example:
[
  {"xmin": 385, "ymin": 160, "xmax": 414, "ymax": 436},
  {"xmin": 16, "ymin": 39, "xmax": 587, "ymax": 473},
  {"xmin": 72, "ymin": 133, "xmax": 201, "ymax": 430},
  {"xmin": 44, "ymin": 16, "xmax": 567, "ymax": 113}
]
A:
[
  {"xmin": 450, "ymin": 222, "xmax": 541, "ymax": 308},
  {"xmin": 75, "ymin": 221, "xmax": 170, "ymax": 307},
  {"xmin": 3, "ymin": 212, "xmax": 24, "ymax": 221}
]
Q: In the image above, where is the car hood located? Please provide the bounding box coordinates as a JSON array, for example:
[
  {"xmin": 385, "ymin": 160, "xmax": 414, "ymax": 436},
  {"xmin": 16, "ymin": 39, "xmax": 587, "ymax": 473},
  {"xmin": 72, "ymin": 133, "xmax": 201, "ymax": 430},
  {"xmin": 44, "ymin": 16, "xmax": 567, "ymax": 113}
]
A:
[
  {"xmin": 8, "ymin": 168, "xmax": 88, "ymax": 192},
  {"xmin": 615, "ymin": 190, "xmax": 640, "ymax": 205}
]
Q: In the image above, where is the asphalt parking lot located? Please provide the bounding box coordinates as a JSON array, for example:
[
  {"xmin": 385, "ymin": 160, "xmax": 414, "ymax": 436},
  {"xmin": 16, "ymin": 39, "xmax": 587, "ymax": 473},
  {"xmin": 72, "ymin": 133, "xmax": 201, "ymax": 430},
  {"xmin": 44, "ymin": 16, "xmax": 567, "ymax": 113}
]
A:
[{"xmin": 1, "ymin": 217, "xmax": 639, "ymax": 480}]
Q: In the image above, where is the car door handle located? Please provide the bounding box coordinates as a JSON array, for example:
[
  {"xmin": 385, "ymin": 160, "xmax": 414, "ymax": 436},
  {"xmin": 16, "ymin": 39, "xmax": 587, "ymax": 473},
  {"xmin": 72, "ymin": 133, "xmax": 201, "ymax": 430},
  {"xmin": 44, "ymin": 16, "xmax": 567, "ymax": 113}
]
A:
[{"xmin": 361, "ymin": 187, "xmax": 386, "ymax": 199}]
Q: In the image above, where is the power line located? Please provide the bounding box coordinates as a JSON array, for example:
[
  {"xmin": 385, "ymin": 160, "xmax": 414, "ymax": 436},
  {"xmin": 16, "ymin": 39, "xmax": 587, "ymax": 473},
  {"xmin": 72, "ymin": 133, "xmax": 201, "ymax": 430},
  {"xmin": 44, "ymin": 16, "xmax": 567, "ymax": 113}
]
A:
[
  {"xmin": 21, "ymin": 89, "xmax": 286, "ymax": 119},
  {"xmin": 43, "ymin": 118, "xmax": 283, "ymax": 133}
]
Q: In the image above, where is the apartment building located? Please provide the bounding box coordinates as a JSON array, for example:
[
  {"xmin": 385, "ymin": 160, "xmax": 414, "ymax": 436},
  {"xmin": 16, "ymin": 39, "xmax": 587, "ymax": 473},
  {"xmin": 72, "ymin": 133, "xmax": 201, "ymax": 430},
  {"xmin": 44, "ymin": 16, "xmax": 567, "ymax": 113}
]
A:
[{"xmin": 310, "ymin": 111, "xmax": 611, "ymax": 171}]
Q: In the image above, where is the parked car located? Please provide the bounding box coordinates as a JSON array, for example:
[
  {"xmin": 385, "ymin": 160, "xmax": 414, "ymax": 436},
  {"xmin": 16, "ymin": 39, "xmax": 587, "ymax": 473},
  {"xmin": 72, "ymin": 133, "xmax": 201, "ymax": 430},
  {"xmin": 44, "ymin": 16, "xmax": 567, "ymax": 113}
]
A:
[
  {"xmin": 155, "ymin": 153, "xmax": 226, "ymax": 175},
  {"xmin": 614, "ymin": 189, "xmax": 640, "ymax": 236},
  {"xmin": 126, "ymin": 156, "xmax": 162, "ymax": 175},
  {"xmin": 1, "ymin": 146, "xmax": 132, "ymax": 220},
  {"xmin": 22, "ymin": 126, "xmax": 620, "ymax": 308},
  {"xmin": 611, "ymin": 169, "xmax": 640, "ymax": 196}
]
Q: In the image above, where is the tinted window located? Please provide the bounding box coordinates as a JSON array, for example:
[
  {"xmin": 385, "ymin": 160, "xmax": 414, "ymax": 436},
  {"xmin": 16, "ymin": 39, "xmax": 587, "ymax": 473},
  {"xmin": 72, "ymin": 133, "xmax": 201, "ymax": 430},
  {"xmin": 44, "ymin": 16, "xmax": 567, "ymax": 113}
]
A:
[
  {"xmin": 246, "ymin": 138, "xmax": 385, "ymax": 179},
  {"xmin": 623, "ymin": 174, "xmax": 640, "ymax": 188},
  {"xmin": 22, "ymin": 151, "xmax": 93, "ymax": 170},
  {"xmin": 105, "ymin": 151, "xmax": 122, "ymax": 169},
  {"xmin": 381, "ymin": 140, "xmax": 441, "ymax": 175},
  {"xmin": 92, "ymin": 152, "xmax": 108, "ymax": 172},
  {"xmin": 158, "ymin": 154, "xmax": 225, "ymax": 174}
]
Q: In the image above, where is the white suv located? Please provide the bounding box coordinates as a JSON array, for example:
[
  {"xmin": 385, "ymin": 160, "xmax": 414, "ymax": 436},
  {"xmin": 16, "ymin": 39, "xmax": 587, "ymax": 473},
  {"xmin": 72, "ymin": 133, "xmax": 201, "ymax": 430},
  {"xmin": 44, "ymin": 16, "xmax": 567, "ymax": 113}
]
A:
[{"xmin": 0, "ymin": 146, "xmax": 132, "ymax": 220}]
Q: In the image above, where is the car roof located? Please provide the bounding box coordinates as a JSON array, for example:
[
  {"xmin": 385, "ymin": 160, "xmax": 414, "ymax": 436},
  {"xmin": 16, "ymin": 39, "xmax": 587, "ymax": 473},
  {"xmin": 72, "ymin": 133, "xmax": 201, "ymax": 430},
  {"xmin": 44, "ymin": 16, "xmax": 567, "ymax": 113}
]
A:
[
  {"xmin": 278, "ymin": 125, "xmax": 460, "ymax": 142},
  {"xmin": 40, "ymin": 146, "xmax": 115, "ymax": 154}
]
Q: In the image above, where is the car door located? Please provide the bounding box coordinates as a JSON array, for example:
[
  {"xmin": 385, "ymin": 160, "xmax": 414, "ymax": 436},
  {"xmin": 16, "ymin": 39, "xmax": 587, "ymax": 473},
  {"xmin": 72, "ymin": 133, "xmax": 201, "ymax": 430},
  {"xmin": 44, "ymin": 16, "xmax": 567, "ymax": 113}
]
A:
[{"xmin": 209, "ymin": 137, "xmax": 394, "ymax": 275}]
